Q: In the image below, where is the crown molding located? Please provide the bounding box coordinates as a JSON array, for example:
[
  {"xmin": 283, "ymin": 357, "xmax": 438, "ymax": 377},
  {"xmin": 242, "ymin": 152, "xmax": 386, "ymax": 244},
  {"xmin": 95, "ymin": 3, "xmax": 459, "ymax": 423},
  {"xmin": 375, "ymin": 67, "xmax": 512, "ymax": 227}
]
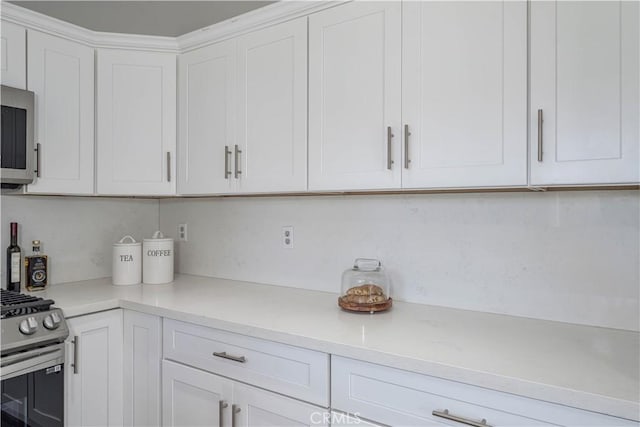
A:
[
  {"xmin": 0, "ymin": 1, "xmax": 345, "ymax": 54},
  {"xmin": 176, "ymin": 1, "xmax": 344, "ymax": 52},
  {"xmin": 0, "ymin": 2, "xmax": 179, "ymax": 52}
]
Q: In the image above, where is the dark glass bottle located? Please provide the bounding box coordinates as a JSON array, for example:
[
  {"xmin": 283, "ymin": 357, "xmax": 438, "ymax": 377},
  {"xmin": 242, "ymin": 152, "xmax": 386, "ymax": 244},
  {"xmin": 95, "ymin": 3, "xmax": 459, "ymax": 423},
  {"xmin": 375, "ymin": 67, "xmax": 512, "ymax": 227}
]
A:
[{"xmin": 6, "ymin": 222, "xmax": 21, "ymax": 292}]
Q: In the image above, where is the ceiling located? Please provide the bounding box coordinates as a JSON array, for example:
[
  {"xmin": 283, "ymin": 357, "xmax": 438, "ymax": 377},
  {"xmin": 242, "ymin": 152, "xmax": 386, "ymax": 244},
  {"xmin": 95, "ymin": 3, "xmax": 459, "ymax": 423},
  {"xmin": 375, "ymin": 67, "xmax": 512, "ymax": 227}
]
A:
[{"xmin": 9, "ymin": 1, "xmax": 276, "ymax": 37}]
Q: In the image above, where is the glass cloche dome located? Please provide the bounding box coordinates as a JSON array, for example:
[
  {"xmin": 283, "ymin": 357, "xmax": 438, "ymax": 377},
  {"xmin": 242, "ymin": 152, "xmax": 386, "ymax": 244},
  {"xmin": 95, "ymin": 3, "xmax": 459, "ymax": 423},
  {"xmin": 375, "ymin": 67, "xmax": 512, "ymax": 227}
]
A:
[{"xmin": 339, "ymin": 258, "xmax": 392, "ymax": 313}]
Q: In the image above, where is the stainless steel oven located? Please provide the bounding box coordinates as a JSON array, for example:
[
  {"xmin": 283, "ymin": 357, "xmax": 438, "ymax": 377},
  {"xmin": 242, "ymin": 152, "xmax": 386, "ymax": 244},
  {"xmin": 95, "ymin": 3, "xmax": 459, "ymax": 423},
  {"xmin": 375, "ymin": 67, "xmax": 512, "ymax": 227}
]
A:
[
  {"xmin": 0, "ymin": 290, "xmax": 68, "ymax": 427},
  {"xmin": 1, "ymin": 85, "xmax": 35, "ymax": 187}
]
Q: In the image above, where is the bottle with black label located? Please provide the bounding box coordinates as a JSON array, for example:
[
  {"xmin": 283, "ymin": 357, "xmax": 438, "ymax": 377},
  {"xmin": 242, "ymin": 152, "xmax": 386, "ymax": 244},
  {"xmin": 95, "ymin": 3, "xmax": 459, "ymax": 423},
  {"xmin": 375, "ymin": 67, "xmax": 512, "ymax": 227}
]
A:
[
  {"xmin": 25, "ymin": 240, "xmax": 48, "ymax": 291},
  {"xmin": 6, "ymin": 222, "xmax": 21, "ymax": 292}
]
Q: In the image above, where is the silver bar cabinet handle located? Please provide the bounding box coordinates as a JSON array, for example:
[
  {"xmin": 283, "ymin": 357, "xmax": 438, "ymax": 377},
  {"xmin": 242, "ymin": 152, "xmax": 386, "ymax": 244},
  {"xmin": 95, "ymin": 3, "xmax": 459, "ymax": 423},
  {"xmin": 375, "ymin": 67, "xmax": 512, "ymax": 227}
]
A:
[
  {"xmin": 213, "ymin": 351, "xmax": 246, "ymax": 363},
  {"xmin": 232, "ymin": 404, "xmax": 241, "ymax": 427},
  {"xmin": 234, "ymin": 145, "xmax": 242, "ymax": 179},
  {"xmin": 537, "ymin": 109, "xmax": 543, "ymax": 162},
  {"xmin": 34, "ymin": 143, "xmax": 41, "ymax": 178},
  {"xmin": 71, "ymin": 336, "xmax": 79, "ymax": 374},
  {"xmin": 432, "ymin": 409, "xmax": 493, "ymax": 427},
  {"xmin": 166, "ymin": 152, "xmax": 171, "ymax": 182},
  {"xmin": 404, "ymin": 124, "xmax": 411, "ymax": 169},
  {"xmin": 224, "ymin": 146, "xmax": 232, "ymax": 179},
  {"xmin": 219, "ymin": 400, "xmax": 228, "ymax": 426},
  {"xmin": 387, "ymin": 126, "xmax": 394, "ymax": 170}
]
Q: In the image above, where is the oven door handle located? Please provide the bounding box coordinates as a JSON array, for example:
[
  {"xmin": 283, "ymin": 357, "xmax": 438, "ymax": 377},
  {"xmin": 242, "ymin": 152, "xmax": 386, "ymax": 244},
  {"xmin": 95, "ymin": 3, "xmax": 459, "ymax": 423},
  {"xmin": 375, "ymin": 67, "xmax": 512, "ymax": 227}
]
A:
[{"xmin": 1, "ymin": 343, "xmax": 65, "ymax": 381}]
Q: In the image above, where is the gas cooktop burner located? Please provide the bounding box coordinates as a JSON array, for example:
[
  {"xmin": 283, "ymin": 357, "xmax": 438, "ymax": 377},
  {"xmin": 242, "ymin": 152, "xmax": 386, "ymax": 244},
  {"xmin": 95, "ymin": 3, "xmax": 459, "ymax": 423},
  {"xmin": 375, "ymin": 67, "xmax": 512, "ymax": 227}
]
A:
[{"xmin": 1, "ymin": 289, "xmax": 54, "ymax": 319}]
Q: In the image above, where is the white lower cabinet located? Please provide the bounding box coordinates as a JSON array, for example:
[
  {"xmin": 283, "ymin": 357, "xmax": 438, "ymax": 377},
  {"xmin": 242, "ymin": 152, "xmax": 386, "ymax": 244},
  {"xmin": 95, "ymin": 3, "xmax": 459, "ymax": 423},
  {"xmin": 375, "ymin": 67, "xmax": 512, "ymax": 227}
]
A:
[
  {"xmin": 162, "ymin": 359, "xmax": 232, "ymax": 427},
  {"xmin": 162, "ymin": 360, "xmax": 327, "ymax": 427},
  {"xmin": 332, "ymin": 356, "xmax": 637, "ymax": 427},
  {"xmin": 162, "ymin": 319, "xmax": 329, "ymax": 426},
  {"xmin": 123, "ymin": 310, "xmax": 162, "ymax": 427},
  {"xmin": 329, "ymin": 411, "xmax": 384, "ymax": 427},
  {"xmin": 65, "ymin": 309, "xmax": 123, "ymax": 427},
  {"xmin": 234, "ymin": 382, "xmax": 327, "ymax": 427},
  {"xmin": 163, "ymin": 319, "xmax": 329, "ymax": 407},
  {"xmin": 65, "ymin": 311, "xmax": 635, "ymax": 427}
]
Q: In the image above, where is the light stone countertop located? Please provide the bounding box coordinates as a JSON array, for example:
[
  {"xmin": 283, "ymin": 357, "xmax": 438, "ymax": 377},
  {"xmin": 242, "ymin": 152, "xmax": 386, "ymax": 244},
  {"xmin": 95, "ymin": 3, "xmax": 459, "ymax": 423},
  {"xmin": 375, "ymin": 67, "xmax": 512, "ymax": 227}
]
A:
[{"xmin": 33, "ymin": 274, "xmax": 640, "ymax": 421}]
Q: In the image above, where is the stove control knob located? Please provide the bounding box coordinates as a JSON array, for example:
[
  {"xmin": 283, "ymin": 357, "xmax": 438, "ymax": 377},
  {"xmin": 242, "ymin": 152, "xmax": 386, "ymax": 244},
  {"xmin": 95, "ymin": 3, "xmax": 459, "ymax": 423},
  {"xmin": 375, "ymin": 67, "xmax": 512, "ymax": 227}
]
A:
[
  {"xmin": 44, "ymin": 312, "xmax": 61, "ymax": 330},
  {"xmin": 19, "ymin": 317, "xmax": 39, "ymax": 335}
]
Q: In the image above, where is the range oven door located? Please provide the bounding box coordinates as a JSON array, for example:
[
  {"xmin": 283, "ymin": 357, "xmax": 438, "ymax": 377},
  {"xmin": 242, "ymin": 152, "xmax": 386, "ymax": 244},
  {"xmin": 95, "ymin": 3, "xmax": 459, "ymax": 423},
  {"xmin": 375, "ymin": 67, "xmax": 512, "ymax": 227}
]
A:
[{"xmin": 1, "ymin": 343, "xmax": 64, "ymax": 427}]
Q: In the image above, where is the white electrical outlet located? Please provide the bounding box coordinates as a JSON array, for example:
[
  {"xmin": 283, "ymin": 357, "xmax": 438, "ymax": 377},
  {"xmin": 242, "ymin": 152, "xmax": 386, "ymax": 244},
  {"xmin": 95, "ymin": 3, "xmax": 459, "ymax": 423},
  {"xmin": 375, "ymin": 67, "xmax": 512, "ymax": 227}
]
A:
[
  {"xmin": 178, "ymin": 224, "xmax": 188, "ymax": 242},
  {"xmin": 282, "ymin": 226, "xmax": 294, "ymax": 248}
]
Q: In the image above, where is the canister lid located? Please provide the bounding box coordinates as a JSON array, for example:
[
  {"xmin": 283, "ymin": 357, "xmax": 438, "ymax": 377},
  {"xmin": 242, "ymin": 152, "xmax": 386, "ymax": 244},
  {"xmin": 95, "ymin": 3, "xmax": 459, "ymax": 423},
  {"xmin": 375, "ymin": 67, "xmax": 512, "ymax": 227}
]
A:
[
  {"xmin": 114, "ymin": 235, "xmax": 141, "ymax": 246},
  {"xmin": 143, "ymin": 230, "xmax": 173, "ymax": 243}
]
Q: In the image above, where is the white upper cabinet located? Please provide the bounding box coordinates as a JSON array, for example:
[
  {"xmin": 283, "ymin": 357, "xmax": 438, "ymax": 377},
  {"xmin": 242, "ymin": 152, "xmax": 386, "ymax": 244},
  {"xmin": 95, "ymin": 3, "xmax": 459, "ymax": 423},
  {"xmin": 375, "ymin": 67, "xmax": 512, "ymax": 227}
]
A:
[
  {"xmin": 402, "ymin": 1, "xmax": 527, "ymax": 188},
  {"xmin": 178, "ymin": 18, "xmax": 306, "ymax": 195},
  {"xmin": 235, "ymin": 17, "xmax": 307, "ymax": 193},
  {"xmin": 308, "ymin": 2, "xmax": 402, "ymax": 191},
  {"xmin": 178, "ymin": 40, "xmax": 236, "ymax": 195},
  {"xmin": 97, "ymin": 49, "xmax": 176, "ymax": 195},
  {"xmin": 1, "ymin": 20, "xmax": 26, "ymax": 89},
  {"xmin": 26, "ymin": 30, "xmax": 94, "ymax": 194},
  {"xmin": 530, "ymin": 1, "xmax": 639, "ymax": 185}
]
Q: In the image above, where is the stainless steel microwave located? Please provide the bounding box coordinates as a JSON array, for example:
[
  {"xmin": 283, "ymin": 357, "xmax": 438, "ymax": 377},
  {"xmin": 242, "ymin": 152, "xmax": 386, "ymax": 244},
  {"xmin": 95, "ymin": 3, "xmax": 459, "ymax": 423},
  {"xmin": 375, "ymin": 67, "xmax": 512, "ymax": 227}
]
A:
[{"xmin": 1, "ymin": 85, "xmax": 35, "ymax": 187}]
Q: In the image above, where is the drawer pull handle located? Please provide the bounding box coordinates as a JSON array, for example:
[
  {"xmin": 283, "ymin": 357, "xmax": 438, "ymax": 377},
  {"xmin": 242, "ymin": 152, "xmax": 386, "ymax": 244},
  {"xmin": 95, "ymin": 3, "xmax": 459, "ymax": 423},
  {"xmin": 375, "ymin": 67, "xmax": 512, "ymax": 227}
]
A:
[
  {"xmin": 166, "ymin": 152, "xmax": 172, "ymax": 182},
  {"xmin": 537, "ymin": 109, "xmax": 543, "ymax": 162},
  {"xmin": 219, "ymin": 400, "xmax": 228, "ymax": 425},
  {"xmin": 387, "ymin": 126, "xmax": 394, "ymax": 170},
  {"xmin": 35, "ymin": 143, "xmax": 41, "ymax": 178},
  {"xmin": 234, "ymin": 144, "xmax": 242, "ymax": 179},
  {"xmin": 224, "ymin": 146, "xmax": 232, "ymax": 179},
  {"xmin": 213, "ymin": 351, "xmax": 246, "ymax": 363},
  {"xmin": 432, "ymin": 409, "xmax": 493, "ymax": 427},
  {"xmin": 404, "ymin": 124, "xmax": 411, "ymax": 169},
  {"xmin": 232, "ymin": 404, "xmax": 241, "ymax": 427},
  {"xmin": 70, "ymin": 335, "xmax": 79, "ymax": 374}
]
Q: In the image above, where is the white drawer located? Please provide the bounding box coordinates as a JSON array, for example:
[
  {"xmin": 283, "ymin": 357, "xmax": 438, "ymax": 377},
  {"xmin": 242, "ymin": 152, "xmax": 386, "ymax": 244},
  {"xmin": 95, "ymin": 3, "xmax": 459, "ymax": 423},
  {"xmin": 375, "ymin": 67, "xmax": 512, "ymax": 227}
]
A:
[
  {"xmin": 332, "ymin": 356, "xmax": 637, "ymax": 427},
  {"xmin": 162, "ymin": 319, "xmax": 329, "ymax": 407}
]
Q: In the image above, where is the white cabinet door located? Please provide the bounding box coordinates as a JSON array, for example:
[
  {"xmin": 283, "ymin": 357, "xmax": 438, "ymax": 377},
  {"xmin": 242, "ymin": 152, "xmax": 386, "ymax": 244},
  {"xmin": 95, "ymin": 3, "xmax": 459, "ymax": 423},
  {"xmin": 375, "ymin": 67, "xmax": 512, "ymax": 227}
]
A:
[
  {"xmin": 235, "ymin": 17, "xmax": 307, "ymax": 193},
  {"xmin": 530, "ymin": 1, "xmax": 640, "ymax": 185},
  {"xmin": 1, "ymin": 20, "xmax": 26, "ymax": 89},
  {"xmin": 123, "ymin": 310, "xmax": 161, "ymax": 427},
  {"xmin": 66, "ymin": 309, "xmax": 123, "ymax": 427},
  {"xmin": 178, "ymin": 39, "xmax": 236, "ymax": 195},
  {"xmin": 97, "ymin": 49, "xmax": 176, "ymax": 195},
  {"xmin": 162, "ymin": 359, "xmax": 232, "ymax": 427},
  {"xmin": 25, "ymin": 30, "xmax": 94, "ymax": 195},
  {"xmin": 233, "ymin": 382, "xmax": 328, "ymax": 427},
  {"xmin": 309, "ymin": 2, "xmax": 402, "ymax": 191},
  {"xmin": 402, "ymin": 1, "xmax": 527, "ymax": 188},
  {"xmin": 329, "ymin": 411, "xmax": 385, "ymax": 427}
]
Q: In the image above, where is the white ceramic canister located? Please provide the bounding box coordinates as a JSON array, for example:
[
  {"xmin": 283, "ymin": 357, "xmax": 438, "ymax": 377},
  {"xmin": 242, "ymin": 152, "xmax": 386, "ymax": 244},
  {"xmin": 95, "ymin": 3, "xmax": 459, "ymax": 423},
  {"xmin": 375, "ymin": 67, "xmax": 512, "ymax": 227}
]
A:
[
  {"xmin": 112, "ymin": 235, "xmax": 142, "ymax": 285},
  {"xmin": 143, "ymin": 231, "xmax": 174, "ymax": 284}
]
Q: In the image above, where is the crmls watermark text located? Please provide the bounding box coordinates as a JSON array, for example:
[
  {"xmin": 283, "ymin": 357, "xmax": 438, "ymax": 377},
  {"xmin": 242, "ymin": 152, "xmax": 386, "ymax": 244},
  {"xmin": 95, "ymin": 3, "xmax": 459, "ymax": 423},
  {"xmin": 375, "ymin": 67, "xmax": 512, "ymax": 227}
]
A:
[{"xmin": 310, "ymin": 411, "xmax": 362, "ymax": 425}]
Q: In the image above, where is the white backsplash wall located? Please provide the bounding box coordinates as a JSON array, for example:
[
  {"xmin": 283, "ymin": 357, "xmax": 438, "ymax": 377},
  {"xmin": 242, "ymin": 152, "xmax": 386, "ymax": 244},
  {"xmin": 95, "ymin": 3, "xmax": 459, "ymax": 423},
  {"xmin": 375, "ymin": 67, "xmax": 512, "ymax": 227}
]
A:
[
  {"xmin": 1, "ymin": 195, "xmax": 159, "ymax": 286},
  {"xmin": 160, "ymin": 190, "xmax": 639, "ymax": 331}
]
